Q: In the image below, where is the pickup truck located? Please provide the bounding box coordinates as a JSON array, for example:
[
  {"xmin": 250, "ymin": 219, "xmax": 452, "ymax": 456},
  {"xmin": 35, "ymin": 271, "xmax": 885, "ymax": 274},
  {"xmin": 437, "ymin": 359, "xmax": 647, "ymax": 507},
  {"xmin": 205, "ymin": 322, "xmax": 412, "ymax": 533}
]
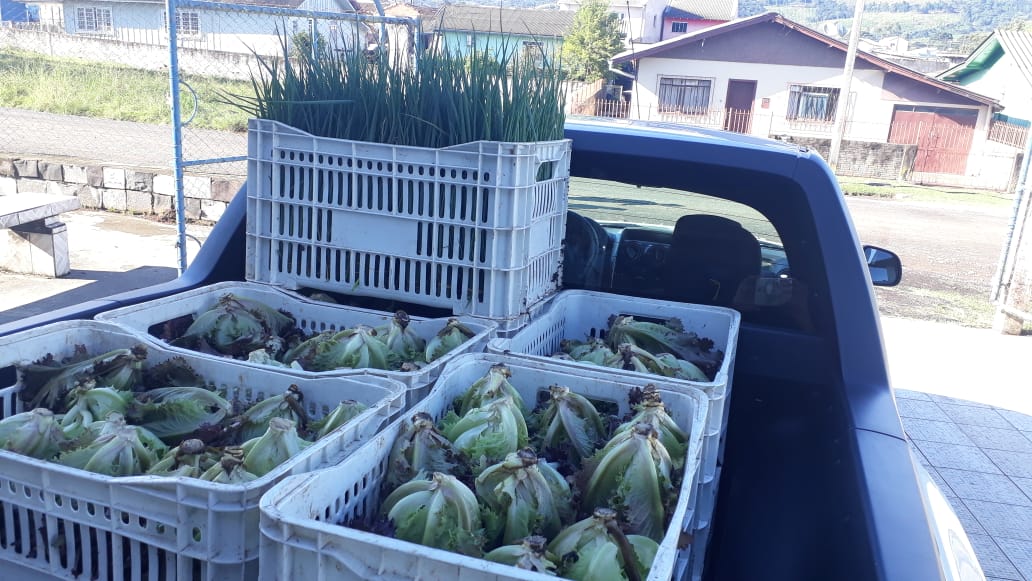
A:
[{"xmin": 0, "ymin": 118, "xmax": 984, "ymax": 580}]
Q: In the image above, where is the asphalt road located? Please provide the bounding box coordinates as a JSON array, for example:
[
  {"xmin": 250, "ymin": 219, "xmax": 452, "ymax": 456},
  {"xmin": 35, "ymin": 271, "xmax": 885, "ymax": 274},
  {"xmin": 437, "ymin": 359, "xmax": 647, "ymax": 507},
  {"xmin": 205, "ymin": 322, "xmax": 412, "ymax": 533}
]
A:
[
  {"xmin": 0, "ymin": 107, "xmax": 247, "ymax": 176},
  {"xmin": 847, "ymin": 196, "xmax": 1012, "ymax": 326}
]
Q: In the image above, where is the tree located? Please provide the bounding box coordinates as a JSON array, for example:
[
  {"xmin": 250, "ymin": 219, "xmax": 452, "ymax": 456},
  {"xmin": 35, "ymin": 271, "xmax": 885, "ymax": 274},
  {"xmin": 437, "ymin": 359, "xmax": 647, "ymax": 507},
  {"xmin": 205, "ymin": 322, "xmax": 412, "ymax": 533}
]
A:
[
  {"xmin": 561, "ymin": 0, "xmax": 626, "ymax": 82},
  {"xmin": 1001, "ymin": 16, "xmax": 1032, "ymax": 31}
]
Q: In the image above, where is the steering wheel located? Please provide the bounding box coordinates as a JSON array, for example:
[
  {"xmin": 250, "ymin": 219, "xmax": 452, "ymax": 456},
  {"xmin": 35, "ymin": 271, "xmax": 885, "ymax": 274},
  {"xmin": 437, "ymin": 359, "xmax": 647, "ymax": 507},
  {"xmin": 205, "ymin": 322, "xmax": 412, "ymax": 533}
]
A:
[{"xmin": 564, "ymin": 211, "xmax": 609, "ymax": 289}]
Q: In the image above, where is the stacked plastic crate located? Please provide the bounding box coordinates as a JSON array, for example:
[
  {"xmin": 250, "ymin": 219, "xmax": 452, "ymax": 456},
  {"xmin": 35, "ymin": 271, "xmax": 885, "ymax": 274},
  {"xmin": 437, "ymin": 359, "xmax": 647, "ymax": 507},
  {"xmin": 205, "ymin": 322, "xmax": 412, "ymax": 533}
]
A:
[
  {"xmin": 257, "ymin": 353, "xmax": 711, "ymax": 581},
  {"xmin": 244, "ymin": 119, "xmax": 572, "ymax": 336},
  {"xmin": 96, "ymin": 281, "xmax": 495, "ymax": 407},
  {"xmin": 0, "ymin": 320, "xmax": 405, "ymax": 581},
  {"xmin": 486, "ymin": 290, "xmax": 741, "ymax": 579},
  {"xmin": 63, "ymin": 119, "xmax": 576, "ymax": 579}
]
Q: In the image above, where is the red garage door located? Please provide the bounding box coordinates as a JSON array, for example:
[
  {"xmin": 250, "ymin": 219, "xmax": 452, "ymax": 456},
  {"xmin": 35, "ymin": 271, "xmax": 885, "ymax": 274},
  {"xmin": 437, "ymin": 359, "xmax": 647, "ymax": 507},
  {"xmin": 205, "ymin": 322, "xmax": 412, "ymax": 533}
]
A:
[{"xmin": 888, "ymin": 106, "xmax": 977, "ymax": 174}]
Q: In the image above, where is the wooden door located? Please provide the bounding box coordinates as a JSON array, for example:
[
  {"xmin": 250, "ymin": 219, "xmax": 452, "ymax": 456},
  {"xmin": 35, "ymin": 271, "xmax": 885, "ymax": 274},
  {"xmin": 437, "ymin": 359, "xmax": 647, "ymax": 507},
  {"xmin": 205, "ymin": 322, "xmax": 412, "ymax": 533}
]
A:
[{"xmin": 724, "ymin": 79, "xmax": 756, "ymax": 133}]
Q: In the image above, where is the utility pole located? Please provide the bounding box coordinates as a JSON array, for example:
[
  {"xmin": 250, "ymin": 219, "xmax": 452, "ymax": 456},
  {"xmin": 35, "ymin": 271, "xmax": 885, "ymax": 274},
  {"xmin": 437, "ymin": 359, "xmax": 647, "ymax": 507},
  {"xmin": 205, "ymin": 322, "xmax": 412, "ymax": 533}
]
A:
[
  {"xmin": 828, "ymin": 0, "xmax": 865, "ymax": 173},
  {"xmin": 991, "ymin": 131, "xmax": 1032, "ymax": 334}
]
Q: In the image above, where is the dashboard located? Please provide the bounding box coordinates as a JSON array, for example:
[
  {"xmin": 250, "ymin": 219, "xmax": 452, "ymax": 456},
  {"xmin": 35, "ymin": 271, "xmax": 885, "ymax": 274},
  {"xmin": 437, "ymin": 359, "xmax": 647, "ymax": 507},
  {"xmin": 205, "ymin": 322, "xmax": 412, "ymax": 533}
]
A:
[
  {"xmin": 609, "ymin": 227, "xmax": 672, "ymax": 297},
  {"xmin": 565, "ymin": 218, "xmax": 791, "ymax": 300}
]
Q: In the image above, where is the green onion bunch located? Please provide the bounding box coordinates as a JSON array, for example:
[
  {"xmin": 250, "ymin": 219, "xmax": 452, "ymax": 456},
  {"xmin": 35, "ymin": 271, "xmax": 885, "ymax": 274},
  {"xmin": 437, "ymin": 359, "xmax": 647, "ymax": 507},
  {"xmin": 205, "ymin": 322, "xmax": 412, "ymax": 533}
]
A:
[{"xmin": 221, "ymin": 29, "xmax": 566, "ymax": 146}]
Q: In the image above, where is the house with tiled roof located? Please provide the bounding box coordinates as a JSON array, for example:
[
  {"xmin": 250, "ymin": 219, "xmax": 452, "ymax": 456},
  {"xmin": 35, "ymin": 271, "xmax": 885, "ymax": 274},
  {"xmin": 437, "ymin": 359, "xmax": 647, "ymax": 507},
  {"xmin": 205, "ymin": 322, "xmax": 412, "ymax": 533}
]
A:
[
  {"xmin": 24, "ymin": 0, "xmax": 363, "ymax": 56},
  {"xmin": 939, "ymin": 29, "xmax": 1032, "ymax": 150},
  {"xmin": 428, "ymin": 5, "xmax": 574, "ymax": 58},
  {"xmin": 609, "ymin": 12, "xmax": 1012, "ymax": 187},
  {"xmin": 556, "ymin": 0, "xmax": 736, "ymax": 46},
  {"xmin": 661, "ymin": 0, "xmax": 737, "ymax": 40},
  {"xmin": 556, "ymin": 0, "xmax": 659, "ymax": 45}
]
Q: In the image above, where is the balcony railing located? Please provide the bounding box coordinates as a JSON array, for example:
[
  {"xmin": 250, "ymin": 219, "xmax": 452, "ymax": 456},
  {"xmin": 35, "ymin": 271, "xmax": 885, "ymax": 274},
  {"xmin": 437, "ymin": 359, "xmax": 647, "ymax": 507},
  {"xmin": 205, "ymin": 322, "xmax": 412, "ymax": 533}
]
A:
[{"xmin": 988, "ymin": 119, "xmax": 1030, "ymax": 149}]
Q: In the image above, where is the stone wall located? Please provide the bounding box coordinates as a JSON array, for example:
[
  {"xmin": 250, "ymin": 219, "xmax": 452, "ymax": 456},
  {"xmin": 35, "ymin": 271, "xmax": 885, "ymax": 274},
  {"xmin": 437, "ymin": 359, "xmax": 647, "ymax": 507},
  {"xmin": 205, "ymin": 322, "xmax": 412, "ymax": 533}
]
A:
[
  {"xmin": 0, "ymin": 156, "xmax": 244, "ymax": 223},
  {"xmin": 779, "ymin": 137, "xmax": 917, "ymax": 181}
]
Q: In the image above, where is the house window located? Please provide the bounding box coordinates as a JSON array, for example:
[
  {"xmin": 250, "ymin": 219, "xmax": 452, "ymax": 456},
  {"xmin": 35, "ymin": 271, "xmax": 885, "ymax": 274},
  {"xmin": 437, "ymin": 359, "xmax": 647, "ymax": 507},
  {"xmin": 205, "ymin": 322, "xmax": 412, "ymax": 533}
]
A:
[
  {"xmin": 75, "ymin": 7, "xmax": 112, "ymax": 34},
  {"xmin": 671, "ymin": 21, "xmax": 687, "ymax": 33},
  {"xmin": 522, "ymin": 41, "xmax": 544, "ymax": 66},
  {"xmin": 176, "ymin": 11, "xmax": 200, "ymax": 36},
  {"xmin": 787, "ymin": 85, "xmax": 840, "ymax": 122},
  {"xmin": 522, "ymin": 41, "xmax": 543, "ymax": 54},
  {"xmin": 657, "ymin": 77, "xmax": 711, "ymax": 114},
  {"xmin": 466, "ymin": 33, "xmax": 473, "ymax": 47},
  {"xmin": 162, "ymin": 10, "xmax": 201, "ymax": 36}
]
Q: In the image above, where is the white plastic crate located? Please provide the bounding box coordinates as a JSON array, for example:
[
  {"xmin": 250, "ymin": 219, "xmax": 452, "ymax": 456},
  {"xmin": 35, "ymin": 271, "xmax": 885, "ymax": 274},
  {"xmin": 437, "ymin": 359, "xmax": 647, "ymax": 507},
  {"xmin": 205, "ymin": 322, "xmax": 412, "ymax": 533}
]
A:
[
  {"xmin": 95, "ymin": 281, "xmax": 495, "ymax": 402},
  {"xmin": 245, "ymin": 119, "xmax": 572, "ymax": 320},
  {"xmin": 0, "ymin": 320, "xmax": 405, "ymax": 581},
  {"xmin": 464, "ymin": 291, "xmax": 557, "ymax": 339},
  {"xmin": 258, "ymin": 353, "xmax": 710, "ymax": 581},
  {"xmin": 672, "ymin": 522, "xmax": 712, "ymax": 581},
  {"xmin": 487, "ymin": 290, "xmax": 740, "ymax": 482},
  {"xmin": 685, "ymin": 522, "xmax": 712, "ymax": 581},
  {"xmin": 692, "ymin": 466, "xmax": 722, "ymax": 533}
]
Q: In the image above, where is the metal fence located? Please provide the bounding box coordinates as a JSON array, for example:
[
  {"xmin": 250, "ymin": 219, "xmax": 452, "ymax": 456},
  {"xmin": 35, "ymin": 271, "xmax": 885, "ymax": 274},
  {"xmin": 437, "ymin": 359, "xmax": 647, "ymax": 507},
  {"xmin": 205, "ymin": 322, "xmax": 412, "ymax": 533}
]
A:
[
  {"xmin": 0, "ymin": 0, "xmax": 418, "ymax": 270},
  {"xmin": 988, "ymin": 118, "xmax": 1030, "ymax": 149},
  {"xmin": 570, "ymin": 99, "xmax": 1023, "ymax": 190}
]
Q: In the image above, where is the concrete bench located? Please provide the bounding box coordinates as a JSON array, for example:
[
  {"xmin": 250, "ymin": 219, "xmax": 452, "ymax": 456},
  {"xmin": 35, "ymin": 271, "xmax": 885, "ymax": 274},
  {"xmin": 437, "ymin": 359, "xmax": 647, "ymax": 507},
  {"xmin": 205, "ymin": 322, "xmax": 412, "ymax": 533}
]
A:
[{"xmin": 0, "ymin": 193, "xmax": 81, "ymax": 277}]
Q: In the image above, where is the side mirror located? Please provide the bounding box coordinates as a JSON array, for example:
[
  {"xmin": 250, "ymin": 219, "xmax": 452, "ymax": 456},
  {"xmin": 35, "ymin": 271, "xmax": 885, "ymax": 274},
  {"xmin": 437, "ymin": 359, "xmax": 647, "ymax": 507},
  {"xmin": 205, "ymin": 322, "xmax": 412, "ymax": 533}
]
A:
[{"xmin": 864, "ymin": 245, "xmax": 902, "ymax": 287}]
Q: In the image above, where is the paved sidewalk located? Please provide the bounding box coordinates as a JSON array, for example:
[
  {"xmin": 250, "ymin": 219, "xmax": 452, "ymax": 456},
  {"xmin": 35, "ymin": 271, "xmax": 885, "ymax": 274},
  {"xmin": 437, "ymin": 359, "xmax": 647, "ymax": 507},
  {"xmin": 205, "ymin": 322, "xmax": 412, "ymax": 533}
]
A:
[
  {"xmin": 883, "ymin": 317, "xmax": 1032, "ymax": 580},
  {"xmin": 897, "ymin": 388, "xmax": 1032, "ymax": 581},
  {"xmin": 0, "ymin": 210, "xmax": 211, "ymax": 325}
]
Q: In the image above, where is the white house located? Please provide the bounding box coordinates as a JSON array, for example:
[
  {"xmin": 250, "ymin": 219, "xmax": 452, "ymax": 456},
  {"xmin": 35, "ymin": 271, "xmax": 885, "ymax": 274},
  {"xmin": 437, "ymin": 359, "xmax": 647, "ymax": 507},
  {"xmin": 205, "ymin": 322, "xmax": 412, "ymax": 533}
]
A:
[
  {"xmin": 556, "ymin": 0, "xmax": 738, "ymax": 46},
  {"xmin": 939, "ymin": 29, "xmax": 1032, "ymax": 150},
  {"xmin": 25, "ymin": 0, "xmax": 364, "ymax": 56},
  {"xmin": 659, "ymin": 0, "xmax": 737, "ymax": 41},
  {"xmin": 557, "ymin": 0, "xmax": 667, "ymax": 45},
  {"xmin": 611, "ymin": 12, "xmax": 1001, "ymax": 179}
]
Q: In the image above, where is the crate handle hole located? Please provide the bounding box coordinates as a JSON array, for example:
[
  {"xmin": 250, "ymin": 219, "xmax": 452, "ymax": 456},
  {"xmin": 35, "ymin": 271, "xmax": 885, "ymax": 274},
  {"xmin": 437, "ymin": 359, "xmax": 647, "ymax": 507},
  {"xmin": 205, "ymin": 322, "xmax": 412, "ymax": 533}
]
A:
[
  {"xmin": 0, "ymin": 364, "xmax": 17, "ymax": 394},
  {"xmin": 536, "ymin": 161, "xmax": 556, "ymax": 182}
]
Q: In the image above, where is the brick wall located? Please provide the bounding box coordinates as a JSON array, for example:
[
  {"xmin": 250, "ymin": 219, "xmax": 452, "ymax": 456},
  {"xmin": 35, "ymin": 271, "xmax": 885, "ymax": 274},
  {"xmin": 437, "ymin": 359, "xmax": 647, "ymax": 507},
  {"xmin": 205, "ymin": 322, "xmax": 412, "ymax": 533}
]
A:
[
  {"xmin": 0, "ymin": 156, "xmax": 243, "ymax": 223},
  {"xmin": 780, "ymin": 137, "xmax": 917, "ymax": 181}
]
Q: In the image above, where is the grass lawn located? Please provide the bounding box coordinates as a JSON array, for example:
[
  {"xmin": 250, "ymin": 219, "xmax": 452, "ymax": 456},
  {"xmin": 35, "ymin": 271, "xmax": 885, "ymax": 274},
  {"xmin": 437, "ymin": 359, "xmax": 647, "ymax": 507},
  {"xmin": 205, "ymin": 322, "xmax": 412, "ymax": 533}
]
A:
[
  {"xmin": 0, "ymin": 50, "xmax": 252, "ymax": 132},
  {"xmin": 836, "ymin": 176, "xmax": 1015, "ymax": 207}
]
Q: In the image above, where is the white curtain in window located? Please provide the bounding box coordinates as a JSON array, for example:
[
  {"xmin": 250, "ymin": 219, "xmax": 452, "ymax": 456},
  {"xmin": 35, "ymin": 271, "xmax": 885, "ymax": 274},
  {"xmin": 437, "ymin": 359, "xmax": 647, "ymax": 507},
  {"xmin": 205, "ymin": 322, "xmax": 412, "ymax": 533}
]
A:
[{"xmin": 658, "ymin": 78, "xmax": 711, "ymax": 114}]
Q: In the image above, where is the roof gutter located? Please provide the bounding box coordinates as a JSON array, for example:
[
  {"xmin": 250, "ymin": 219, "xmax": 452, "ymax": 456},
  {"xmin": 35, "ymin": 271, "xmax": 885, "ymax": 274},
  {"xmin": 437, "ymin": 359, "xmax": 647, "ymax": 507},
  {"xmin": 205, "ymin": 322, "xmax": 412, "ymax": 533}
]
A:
[{"xmin": 609, "ymin": 67, "xmax": 635, "ymax": 79}]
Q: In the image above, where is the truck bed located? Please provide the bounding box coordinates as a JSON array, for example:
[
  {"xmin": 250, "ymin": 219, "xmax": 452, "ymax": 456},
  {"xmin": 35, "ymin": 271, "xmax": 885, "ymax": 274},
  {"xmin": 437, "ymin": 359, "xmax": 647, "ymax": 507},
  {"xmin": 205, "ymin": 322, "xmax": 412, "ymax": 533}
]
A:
[{"xmin": 0, "ymin": 119, "xmax": 954, "ymax": 581}]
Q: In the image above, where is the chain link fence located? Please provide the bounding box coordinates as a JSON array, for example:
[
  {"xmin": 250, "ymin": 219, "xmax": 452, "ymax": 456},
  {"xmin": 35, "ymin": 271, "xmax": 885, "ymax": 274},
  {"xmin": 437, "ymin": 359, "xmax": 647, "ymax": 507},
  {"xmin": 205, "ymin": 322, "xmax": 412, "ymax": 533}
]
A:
[
  {"xmin": 0, "ymin": 1, "xmax": 417, "ymax": 174},
  {"xmin": 0, "ymin": 2, "xmax": 418, "ymax": 269}
]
